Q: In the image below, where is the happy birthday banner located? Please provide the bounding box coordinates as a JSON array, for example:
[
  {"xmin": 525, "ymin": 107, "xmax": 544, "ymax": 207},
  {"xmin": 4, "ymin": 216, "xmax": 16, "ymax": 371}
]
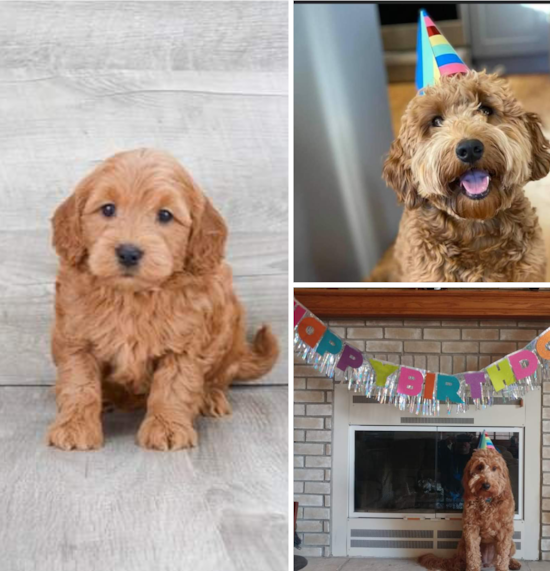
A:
[{"xmin": 294, "ymin": 299, "xmax": 550, "ymax": 415}]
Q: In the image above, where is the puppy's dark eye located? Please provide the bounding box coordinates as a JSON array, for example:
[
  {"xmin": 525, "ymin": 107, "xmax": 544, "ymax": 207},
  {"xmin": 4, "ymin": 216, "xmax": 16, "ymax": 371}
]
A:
[
  {"xmin": 157, "ymin": 209, "xmax": 173, "ymax": 224},
  {"xmin": 101, "ymin": 203, "xmax": 116, "ymax": 218},
  {"xmin": 432, "ymin": 116, "xmax": 444, "ymax": 127},
  {"xmin": 492, "ymin": 466, "xmax": 497, "ymax": 471},
  {"xmin": 479, "ymin": 105, "xmax": 493, "ymax": 116},
  {"xmin": 477, "ymin": 464, "xmax": 484, "ymax": 471}
]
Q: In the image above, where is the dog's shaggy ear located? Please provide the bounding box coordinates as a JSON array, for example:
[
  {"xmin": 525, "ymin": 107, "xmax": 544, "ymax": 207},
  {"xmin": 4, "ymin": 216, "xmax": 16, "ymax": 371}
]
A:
[
  {"xmin": 51, "ymin": 191, "xmax": 86, "ymax": 266},
  {"xmin": 524, "ymin": 112, "xmax": 550, "ymax": 181},
  {"xmin": 461, "ymin": 464, "xmax": 474, "ymax": 502},
  {"xmin": 382, "ymin": 138, "xmax": 420, "ymax": 208},
  {"xmin": 185, "ymin": 198, "xmax": 228, "ymax": 276}
]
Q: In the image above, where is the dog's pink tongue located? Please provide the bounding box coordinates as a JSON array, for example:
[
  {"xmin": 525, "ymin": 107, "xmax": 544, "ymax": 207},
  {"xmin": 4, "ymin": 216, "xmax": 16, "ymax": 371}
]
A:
[{"xmin": 460, "ymin": 169, "xmax": 490, "ymax": 195}]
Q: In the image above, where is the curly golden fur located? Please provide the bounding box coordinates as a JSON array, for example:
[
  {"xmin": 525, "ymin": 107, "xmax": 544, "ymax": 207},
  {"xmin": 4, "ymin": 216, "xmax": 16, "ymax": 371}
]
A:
[
  {"xmin": 371, "ymin": 71, "xmax": 550, "ymax": 282},
  {"xmin": 419, "ymin": 449, "xmax": 520, "ymax": 571},
  {"xmin": 47, "ymin": 149, "xmax": 279, "ymax": 451}
]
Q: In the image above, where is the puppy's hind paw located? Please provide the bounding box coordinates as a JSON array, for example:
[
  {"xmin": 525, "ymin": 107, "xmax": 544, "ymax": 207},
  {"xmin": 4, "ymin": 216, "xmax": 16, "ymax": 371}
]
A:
[
  {"xmin": 137, "ymin": 416, "xmax": 198, "ymax": 451},
  {"xmin": 47, "ymin": 417, "xmax": 104, "ymax": 451},
  {"xmin": 509, "ymin": 559, "xmax": 521, "ymax": 570},
  {"xmin": 200, "ymin": 388, "xmax": 232, "ymax": 418}
]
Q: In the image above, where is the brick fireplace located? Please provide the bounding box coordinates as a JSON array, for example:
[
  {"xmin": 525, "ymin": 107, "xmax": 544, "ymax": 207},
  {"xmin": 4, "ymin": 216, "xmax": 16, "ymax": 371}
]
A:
[{"xmin": 293, "ymin": 290, "xmax": 549, "ymax": 560}]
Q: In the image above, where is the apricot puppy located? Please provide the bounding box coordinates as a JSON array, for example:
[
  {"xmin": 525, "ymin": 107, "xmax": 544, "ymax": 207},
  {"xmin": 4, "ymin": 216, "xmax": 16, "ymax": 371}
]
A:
[
  {"xmin": 373, "ymin": 71, "xmax": 550, "ymax": 282},
  {"xmin": 419, "ymin": 449, "xmax": 519, "ymax": 571},
  {"xmin": 48, "ymin": 149, "xmax": 278, "ymax": 451}
]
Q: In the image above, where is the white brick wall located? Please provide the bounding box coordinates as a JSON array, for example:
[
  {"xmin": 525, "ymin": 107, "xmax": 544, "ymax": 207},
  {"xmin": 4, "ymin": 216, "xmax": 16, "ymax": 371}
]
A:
[{"xmin": 294, "ymin": 317, "xmax": 546, "ymax": 558}]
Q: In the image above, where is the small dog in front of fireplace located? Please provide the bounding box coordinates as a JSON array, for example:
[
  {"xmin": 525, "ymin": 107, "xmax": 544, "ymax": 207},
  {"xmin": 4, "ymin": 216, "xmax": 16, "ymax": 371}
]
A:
[{"xmin": 418, "ymin": 448, "xmax": 520, "ymax": 571}]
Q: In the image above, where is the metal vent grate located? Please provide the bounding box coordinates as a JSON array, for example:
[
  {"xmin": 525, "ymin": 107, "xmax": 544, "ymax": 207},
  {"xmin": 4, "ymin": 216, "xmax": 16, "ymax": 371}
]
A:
[
  {"xmin": 438, "ymin": 530, "xmax": 462, "ymax": 538},
  {"xmin": 437, "ymin": 541, "xmax": 459, "ymax": 549},
  {"xmin": 351, "ymin": 529, "xmax": 433, "ymax": 538},
  {"xmin": 401, "ymin": 417, "xmax": 475, "ymax": 424},
  {"xmin": 350, "ymin": 540, "xmax": 433, "ymax": 549}
]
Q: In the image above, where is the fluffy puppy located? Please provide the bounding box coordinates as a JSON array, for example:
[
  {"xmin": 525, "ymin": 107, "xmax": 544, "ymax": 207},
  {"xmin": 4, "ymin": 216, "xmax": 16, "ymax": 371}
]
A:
[
  {"xmin": 48, "ymin": 149, "xmax": 279, "ymax": 451},
  {"xmin": 372, "ymin": 71, "xmax": 550, "ymax": 282},
  {"xmin": 419, "ymin": 449, "xmax": 520, "ymax": 571}
]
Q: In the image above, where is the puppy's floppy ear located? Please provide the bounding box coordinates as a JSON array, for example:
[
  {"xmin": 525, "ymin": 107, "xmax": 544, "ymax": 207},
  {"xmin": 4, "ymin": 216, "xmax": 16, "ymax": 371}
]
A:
[
  {"xmin": 382, "ymin": 137, "xmax": 421, "ymax": 208},
  {"xmin": 51, "ymin": 191, "xmax": 86, "ymax": 266},
  {"xmin": 185, "ymin": 197, "xmax": 228, "ymax": 275},
  {"xmin": 524, "ymin": 112, "xmax": 550, "ymax": 181},
  {"xmin": 461, "ymin": 462, "xmax": 474, "ymax": 501}
]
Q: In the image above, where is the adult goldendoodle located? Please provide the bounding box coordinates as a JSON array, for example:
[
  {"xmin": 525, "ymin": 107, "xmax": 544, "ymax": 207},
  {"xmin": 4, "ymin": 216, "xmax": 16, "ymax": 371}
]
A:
[
  {"xmin": 48, "ymin": 149, "xmax": 278, "ymax": 451},
  {"xmin": 419, "ymin": 448, "xmax": 520, "ymax": 571},
  {"xmin": 371, "ymin": 71, "xmax": 550, "ymax": 282}
]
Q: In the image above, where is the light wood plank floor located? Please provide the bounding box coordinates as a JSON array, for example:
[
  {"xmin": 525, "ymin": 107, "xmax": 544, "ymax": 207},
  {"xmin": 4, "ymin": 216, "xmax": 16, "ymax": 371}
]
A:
[
  {"xmin": 0, "ymin": 385, "xmax": 288, "ymax": 571},
  {"xmin": 388, "ymin": 74, "xmax": 550, "ymax": 281}
]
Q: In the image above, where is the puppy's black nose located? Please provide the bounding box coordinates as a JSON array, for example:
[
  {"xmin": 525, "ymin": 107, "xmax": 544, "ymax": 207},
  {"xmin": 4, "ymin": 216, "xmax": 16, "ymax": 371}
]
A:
[
  {"xmin": 456, "ymin": 139, "xmax": 484, "ymax": 164},
  {"xmin": 482, "ymin": 483, "xmax": 491, "ymax": 490},
  {"xmin": 116, "ymin": 244, "xmax": 143, "ymax": 268}
]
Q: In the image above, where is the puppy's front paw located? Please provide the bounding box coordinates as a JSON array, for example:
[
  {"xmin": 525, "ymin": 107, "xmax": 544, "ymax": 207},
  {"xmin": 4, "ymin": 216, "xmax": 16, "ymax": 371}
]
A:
[
  {"xmin": 137, "ymin": 416, "xmax": 198, "ymax": 451},
  {"xmin": 200, "ymin": 388, "xmax": 232, "ymax": 418},
  {"xmin": 47, "ymin": 417, "xmax": 104, "ymax": 451}
]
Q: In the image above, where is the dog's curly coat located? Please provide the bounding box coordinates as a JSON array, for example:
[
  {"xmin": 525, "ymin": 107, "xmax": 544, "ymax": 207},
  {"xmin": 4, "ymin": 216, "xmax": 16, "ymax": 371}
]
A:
[
  {"xmin": 48, "ymin": 149, "xmax": 279, "ymax": 451},
  {"xmin": 371, "ymin": 71, "xmax": 550, "ymax": 282},
  {"xmin": 419, "ymin": 449, "xmax": 520, "ymax": 571}
]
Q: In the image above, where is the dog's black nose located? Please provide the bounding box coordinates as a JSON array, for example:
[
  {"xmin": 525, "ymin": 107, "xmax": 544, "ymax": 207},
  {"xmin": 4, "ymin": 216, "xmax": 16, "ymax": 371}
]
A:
[
  {"xmin": 116, "ymin": 244, "xmax": 143, "ymax": 268},
  {"xmin": 456, "ymin": 139, "xmax": 484, "ymax": 164},
  {"xmin": 482, "ymin": 483, "xmax": 491, "ymax": 490}
]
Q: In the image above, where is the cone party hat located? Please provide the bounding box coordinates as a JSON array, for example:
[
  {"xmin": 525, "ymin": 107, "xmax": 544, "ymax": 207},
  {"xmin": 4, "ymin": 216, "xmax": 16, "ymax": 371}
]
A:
[
  {"xmin": 478, "ymin": 431, "xmax": 496, "ymax": 451},
  {"xmin": 416, "ymin": 9, "xmax": 469, "ymax": 92}
]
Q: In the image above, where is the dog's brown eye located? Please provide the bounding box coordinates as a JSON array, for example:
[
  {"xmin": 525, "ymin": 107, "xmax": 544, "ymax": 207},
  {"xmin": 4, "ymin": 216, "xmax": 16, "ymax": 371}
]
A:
[
  {"xmin": 492, "ymin": 466, "xmax": 497, "ymax": 471},
  {"xmin": 479, "ymin": 105, "xmax": 493, "ymax": 116},
  {"xmin": 477, "ymin": 464, "xmax": 484, "ymax": 471},
  {"xmin": 158, "ymin": 209, "xmax": 173, "ymax": 224},
  {"xmin": 432, "ymin": 116, "xmax": 444, "ymax": 127},
  {"xmin": 101, "ymin": 203, "xmax": 116, "ymax": 218}
]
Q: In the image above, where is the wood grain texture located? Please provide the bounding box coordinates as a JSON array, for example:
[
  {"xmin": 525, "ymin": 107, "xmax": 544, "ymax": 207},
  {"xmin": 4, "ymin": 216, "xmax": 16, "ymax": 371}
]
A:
[
  {"xmin": 295, "ymin": 288, "xmax": 550, "ymax": 319},
  {"xmin": 0, "ymin": 2, "xmax": 288, "ymax": 71},
  {"xmin": 0, "ymin": 2, "xmax": 288, "ymax": 386},
  {"xmin": 0, "ymin": 385, "xmax": 288, "ymax": 571}
]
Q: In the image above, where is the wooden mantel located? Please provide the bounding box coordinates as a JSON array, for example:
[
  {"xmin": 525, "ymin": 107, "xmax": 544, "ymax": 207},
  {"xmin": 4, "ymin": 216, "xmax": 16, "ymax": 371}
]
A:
[{"xmin": 294, "ymin": 289, "xmax": 550, "ymax": 320}]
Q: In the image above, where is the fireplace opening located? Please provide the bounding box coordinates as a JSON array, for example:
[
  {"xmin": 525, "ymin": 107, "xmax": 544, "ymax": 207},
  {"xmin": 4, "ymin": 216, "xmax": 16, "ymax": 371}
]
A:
[{"xmin": 352, "ymin": 427, "xmax": 522, "ymax": 518}]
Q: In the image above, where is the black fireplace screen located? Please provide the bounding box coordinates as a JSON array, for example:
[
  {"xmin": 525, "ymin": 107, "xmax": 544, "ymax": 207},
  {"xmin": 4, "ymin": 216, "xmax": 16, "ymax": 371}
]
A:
[{"xmin": 354, "ymin": 429, "xmax": 520, "ymax": 515}]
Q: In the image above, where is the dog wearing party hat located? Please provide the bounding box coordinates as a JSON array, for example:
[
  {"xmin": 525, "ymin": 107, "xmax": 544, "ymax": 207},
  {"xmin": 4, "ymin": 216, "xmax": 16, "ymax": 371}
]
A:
[
  {"xmin": 371, "ymin": 9, "xmax": 550, "ymax": 282},
  {"xmin": 419, "ymin": 432, "xmax": 520, "ymax": 571}
]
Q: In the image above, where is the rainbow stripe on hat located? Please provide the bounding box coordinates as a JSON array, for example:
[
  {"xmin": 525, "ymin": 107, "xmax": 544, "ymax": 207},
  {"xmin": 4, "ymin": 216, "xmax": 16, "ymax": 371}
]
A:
[
  {"xmin": 478, "ymin": 431, "xmax": 496, "ymax": 450},
  {"xmin": 416, "ymin": 9, "xmax": 469, "ymax": 92}
]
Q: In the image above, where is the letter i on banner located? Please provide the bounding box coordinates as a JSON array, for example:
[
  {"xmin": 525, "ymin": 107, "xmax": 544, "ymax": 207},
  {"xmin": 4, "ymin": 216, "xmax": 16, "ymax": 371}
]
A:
[{"xmin": 423, "ymin": 372, "xmax": 436, "ymax": 399}]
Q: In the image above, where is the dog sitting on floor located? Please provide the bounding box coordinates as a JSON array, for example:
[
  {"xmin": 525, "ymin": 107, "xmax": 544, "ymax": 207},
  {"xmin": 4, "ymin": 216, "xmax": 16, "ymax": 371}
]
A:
[
  {"xmin": 47, "ymin": 149, "xmax": 279, "ymax": 451},
  {"xmin": 419, "ymin": 448, "xmax": 520, "ymax": 571},
  {"xmin": 369, "ymin": 71, "xmax": 550, "ymax": 282}
]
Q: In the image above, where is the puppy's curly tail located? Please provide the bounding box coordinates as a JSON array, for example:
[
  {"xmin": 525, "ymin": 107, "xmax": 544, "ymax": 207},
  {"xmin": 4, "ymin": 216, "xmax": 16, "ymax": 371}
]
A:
[
  {"xmin": 237, "ymin": 325, "xmax": 279, "ymax": 381},
  {"xmin": 418, "ymin": 553, "xmax": 462, "ymax": 571}
]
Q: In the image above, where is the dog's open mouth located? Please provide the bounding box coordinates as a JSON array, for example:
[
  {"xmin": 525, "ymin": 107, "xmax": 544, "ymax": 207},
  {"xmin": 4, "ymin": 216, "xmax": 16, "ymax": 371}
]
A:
[{"xmin": 457, "ymin": 169, "xmax": 491, "ymax": 200}]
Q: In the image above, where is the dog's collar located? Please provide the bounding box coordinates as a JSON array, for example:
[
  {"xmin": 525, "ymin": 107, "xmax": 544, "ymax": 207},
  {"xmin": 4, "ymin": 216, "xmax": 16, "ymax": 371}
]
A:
[{"xmin": 485, "ymin": 498, "xmax": 493, "ymax": 504}]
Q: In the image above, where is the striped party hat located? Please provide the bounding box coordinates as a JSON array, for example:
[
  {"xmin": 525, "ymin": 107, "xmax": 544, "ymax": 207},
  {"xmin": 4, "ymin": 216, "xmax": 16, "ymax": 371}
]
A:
[
  {"xmin": 416, "ymin": 9, "xmax": 469, "ymax": 92},
  {"xmin": 478, "ymin": 431, "xmax": 496, "ymax": 451}
]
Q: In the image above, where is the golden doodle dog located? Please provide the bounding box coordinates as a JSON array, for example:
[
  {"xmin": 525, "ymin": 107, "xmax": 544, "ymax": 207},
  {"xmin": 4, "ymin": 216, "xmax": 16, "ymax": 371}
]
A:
[
  {"xmin": 419, "ymin": 448, "xmax": 519, "ymax": 571},
  {"xmin": 370, "ymin": 71, "xmax": 550, "ymax": 282},
  {"xmin": 48, "ymin": 149, "xmax": 279, "ymax": 451}
]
